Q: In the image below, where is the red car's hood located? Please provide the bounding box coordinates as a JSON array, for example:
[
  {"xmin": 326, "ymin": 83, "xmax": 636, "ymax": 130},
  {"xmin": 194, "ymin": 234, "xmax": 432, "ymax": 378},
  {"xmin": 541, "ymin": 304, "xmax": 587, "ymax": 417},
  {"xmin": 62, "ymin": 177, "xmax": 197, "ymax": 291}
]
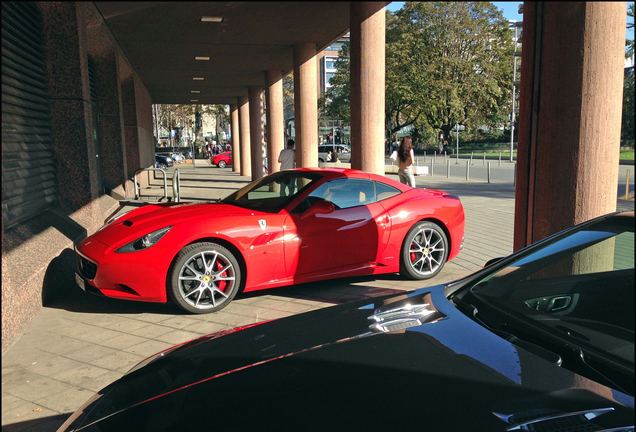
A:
[{"xmin": 91, "ymin": 202, "xmax": 260, "ymax": 247}]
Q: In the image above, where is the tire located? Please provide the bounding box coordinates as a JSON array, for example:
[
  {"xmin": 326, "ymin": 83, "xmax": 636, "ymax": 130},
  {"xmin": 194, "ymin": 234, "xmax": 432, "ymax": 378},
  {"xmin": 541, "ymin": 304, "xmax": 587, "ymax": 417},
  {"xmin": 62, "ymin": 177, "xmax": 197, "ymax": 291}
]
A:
[
  {"xmin": 168, "ymin": 242, "xmax": 241, "ymax": 313},
  {"xmin": 218, "ymin": 160, "xmax": 226, "ymax": 168},
  {"xmin": 400, "ymin": 221, "xmax": 448, "ymax": 280},
  {"xmin": 319, "ymin": 158, "xmax": 324, "ymax": 163},
  {"xmin": 159, "ymin": 162, "xmax": 168, "ymax": 169}
]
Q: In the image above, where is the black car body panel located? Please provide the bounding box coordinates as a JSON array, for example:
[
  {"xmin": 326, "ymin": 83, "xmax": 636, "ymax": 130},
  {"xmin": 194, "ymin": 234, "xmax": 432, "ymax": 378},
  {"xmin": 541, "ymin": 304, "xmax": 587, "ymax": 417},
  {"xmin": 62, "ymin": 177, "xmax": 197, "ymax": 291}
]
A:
[
  {"xmin": 155, "ymin": 155, "xmax": 174, "ymax": 167},
  {"xmin": 61, "ymin": 287, "xmax": 633, "ymax": 431}
]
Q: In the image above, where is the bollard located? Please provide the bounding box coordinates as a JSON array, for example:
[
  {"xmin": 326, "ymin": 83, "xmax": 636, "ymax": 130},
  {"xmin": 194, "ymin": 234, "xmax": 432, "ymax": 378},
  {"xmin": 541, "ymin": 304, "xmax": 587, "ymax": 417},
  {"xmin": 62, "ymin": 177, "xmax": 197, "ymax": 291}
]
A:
[
  {"xmin": 483, "ymin": 152, "xmax": 486, "ymax": 166},
  {"xmin": 434, "ymin": 152, "xmax": 437, "ymax": 164},
  {"xmin": 430, "ymin": 160, "xmax": 434, "ymax": 177},
  {"xmin": 470, "ymin": 152, "xmax": 474, "ymax": 165},
  {"xmin": 466, "ymin": 160, "xmax": 470, "ymax": 181},
  {"xmin": 499, "ymin": 152, "xmax": 502, "ymax": 167},
  {"xmin": 447, "ymin": 160, "xmax": 451, "ymax": 178},
  {"xmin": 423, "ymin": 151, "xmax": 426, "ymax": 163},
  {"xmin": 487, "ymin": 162, "xmax": 491, "ymax": 183},
  {"xmin": 626, "ymin": 169, "xmax": 631, "ymax": 200},
  {"xmin": 456, "ymin": 151, "xmax": 459, "ymax": 164},
  {"xmin": 444, "ymin": 151, "xmax": 447, "ymax": 163},
  {"xmin": 513, "ymin": 162, "xmax": 517, "ymax": 186}
]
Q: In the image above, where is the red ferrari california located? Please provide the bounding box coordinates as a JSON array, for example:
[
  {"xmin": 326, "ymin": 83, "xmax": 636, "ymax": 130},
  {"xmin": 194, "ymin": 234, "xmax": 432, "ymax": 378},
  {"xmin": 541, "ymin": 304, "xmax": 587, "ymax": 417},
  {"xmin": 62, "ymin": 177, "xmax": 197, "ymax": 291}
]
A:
[
  {"xmin": 211, "ymin": 151, "xmax": 232, "ymax": 168},
  {"xmin": 75, "ymin": 168, "xmax": 465, "ymax": 313}
]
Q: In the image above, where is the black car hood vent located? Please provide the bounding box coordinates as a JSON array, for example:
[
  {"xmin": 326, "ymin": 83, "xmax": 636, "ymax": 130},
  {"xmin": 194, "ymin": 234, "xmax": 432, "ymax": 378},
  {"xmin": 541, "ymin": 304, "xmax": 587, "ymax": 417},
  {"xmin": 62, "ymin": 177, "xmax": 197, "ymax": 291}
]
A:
[
  {"xmin": 493, "ymin": 407, "xmax": 634, "ymax": 431},
  {"xmin": 123, "ymin": 220, "xmax": 133, "ymax": 227}
]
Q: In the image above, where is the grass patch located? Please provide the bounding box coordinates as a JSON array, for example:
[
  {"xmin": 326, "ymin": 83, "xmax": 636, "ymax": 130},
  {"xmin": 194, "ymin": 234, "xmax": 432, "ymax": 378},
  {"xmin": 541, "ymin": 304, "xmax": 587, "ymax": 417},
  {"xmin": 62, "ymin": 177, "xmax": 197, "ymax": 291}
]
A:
[{"xmin": 620, "ymin": 150, "xmax": 634, "ymax": 161}]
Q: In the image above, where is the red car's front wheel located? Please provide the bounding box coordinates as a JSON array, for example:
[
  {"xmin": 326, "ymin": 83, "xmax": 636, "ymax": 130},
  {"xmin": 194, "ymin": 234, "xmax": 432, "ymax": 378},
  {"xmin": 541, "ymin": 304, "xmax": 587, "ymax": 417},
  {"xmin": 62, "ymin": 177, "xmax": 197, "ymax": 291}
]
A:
[{"xmin": 169, "ymin": 242, "xmax": 241, "ymax": 313}]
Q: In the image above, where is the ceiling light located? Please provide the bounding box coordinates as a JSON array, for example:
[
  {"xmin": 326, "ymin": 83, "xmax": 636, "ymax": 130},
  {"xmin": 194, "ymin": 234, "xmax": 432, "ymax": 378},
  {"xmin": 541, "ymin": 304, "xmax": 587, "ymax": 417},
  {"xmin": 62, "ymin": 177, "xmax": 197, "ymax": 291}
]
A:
[
  {"xmin": 193, "ymin": 77, "xmax": 204, "ymax": 80},
  {"xmin": 195, "ymin": 56, "xmax": 210, "ymax": 61},
  {"xmin": 191, "ymin": 91, "xmax": 200, "ymax": 93},
  {"xmin": 201, "ymin": 16, "xmax": 223, "ymax": 22},
  {"xmin": 191, "ymin": 100, "xmax": 198, "ymax": 102}
]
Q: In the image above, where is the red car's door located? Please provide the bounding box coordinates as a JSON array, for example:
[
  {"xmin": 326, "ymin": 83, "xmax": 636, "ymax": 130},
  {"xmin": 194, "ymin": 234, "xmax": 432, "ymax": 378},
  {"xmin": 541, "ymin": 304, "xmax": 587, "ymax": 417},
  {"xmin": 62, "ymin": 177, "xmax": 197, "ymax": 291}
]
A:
[{"xmin": 283, "ymin": 178, "xmax": 391, "ymax": 277}]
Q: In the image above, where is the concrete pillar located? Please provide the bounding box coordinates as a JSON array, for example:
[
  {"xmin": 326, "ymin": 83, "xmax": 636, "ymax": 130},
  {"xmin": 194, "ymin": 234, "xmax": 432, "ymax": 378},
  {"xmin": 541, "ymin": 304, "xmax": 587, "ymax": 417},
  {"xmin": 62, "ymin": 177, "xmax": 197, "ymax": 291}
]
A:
[
  {"xmin": 230, "ymin": 103, "xmax": 240, "ymax": 173},
  {"xmin": 249, "ymin": 86, "xmax": 266, "ymax": 180},
  {"xmin": 266, "ymin": 70, "xmax": 285, "ymax": 174},
  {"xmin": 514, "ymin": 2, "xmax": 626, "ymax": 251},
  {"xmin": 238, "ymin": 95, "xmax": 251, "ymax": 177},
  {"xmin": 293, "ymin": 43, "xmax": 318, "ymax": 167},
  {"xmin": 39, "ymin": 2, "xmax": 98, "ymax": 208},
  {"xmin": 350, "ymin": 2, "xmax": 386, "ymax": 175}
]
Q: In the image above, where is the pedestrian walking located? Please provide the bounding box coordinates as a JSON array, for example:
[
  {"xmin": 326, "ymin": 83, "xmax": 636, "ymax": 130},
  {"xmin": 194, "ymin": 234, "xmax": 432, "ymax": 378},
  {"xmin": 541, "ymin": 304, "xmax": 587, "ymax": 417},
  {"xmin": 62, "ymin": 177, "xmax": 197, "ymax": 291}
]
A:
[
  {"xmin": 278, "ymin": 139, "xmax": 296, "ymax": 196},
  {"xmin": 398, "ymin": 136, "xmax": 416, "ymax": 188}
]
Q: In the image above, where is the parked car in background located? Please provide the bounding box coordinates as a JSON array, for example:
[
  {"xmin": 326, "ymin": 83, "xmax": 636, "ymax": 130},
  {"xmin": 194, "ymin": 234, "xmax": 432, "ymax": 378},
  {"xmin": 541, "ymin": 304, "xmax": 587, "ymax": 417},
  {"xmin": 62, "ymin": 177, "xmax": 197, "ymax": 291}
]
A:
[
  {"xmin": 74, "ymin": 168, "xmax": 464, "ymax": 314},
  {"xmin": 154, "ymin": 154, "xmax": 173, "ymax": 168},
  {"xmin": 211, "ymin": 151, "xmax": 232, "ymax": 168},
  {"xmin": 318, "ymin": 144, "xmax": 351, "ymax": 163},
  {"xmin": 60, "ymin": 211, "xmax": 634, "ymax": 432}
]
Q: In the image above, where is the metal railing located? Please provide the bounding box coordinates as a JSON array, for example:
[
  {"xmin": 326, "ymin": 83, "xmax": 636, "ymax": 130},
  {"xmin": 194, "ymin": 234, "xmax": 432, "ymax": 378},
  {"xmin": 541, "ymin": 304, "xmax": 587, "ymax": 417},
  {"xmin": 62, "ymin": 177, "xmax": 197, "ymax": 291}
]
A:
[{"xmin": 134, "ymin": 168, "xmax": 181, "ymax": 201}]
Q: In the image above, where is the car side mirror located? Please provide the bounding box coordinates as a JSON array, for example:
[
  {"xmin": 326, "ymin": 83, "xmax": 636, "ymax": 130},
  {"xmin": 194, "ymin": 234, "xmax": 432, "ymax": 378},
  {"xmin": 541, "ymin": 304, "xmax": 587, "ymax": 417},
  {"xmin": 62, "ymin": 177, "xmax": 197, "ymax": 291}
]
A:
[
  {"xmin": 484, "ymin": 257, "xmax": 503, "ymax": 267},
  {"xmin": 301, "ymin": 200, "xmax": 335, "ymax": 220}
]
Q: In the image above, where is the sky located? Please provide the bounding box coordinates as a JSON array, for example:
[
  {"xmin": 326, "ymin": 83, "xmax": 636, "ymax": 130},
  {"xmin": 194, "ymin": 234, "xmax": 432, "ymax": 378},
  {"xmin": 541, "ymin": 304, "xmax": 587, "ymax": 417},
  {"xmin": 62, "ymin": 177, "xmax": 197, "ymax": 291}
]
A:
[{"xmin": 386, "ymin": 2, "xmax": 523, "ymax": 21}]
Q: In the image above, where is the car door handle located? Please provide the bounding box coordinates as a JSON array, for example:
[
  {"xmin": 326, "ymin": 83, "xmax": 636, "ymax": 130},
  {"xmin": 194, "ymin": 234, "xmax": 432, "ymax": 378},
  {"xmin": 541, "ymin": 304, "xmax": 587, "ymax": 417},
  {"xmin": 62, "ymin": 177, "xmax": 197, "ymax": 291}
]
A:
[{"xmin": 547, "ymin": 295, "xmax": 572, "ymax": 312}]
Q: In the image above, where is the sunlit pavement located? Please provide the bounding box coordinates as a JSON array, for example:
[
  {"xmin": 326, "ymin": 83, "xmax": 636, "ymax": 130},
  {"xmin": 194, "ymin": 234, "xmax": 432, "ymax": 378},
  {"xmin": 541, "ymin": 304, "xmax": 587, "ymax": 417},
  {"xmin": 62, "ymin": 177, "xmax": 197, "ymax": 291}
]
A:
[{"xmin": 2, "ymin": 160, "xmax": 633, "ymax": 432}]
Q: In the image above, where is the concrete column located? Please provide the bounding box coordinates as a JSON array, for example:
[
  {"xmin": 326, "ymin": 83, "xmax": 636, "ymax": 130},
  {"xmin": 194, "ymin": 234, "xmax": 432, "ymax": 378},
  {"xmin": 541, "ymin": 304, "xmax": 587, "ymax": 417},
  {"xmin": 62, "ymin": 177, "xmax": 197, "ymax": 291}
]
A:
[
  {"xmin": 249, "ymin": 86, "xmax": 266, "ymax": 180},
  {"xmin": 293, "ymin": 43, "xmax": 318, "ymax": 167},
  {"xmin": 350, "ymin": 2, "xmax": 386, "ymax": 175},
  {"xmin": 266, "ymin": 70, "xmax": 285, "ymax": 174},
  {"xmin": 230, "ymin": 103, "xmax": 240, "ymax": 173},
  {"xmin": 39, "ymin": 2, "xmax": 98, "ymax": 208},
  {"xmin": 514, "ymin": 2, "xmax": 626, "ymax": 251},
  {"xmin": 238, "ymin": 95, "xmax": 251, "ymax": 177}
]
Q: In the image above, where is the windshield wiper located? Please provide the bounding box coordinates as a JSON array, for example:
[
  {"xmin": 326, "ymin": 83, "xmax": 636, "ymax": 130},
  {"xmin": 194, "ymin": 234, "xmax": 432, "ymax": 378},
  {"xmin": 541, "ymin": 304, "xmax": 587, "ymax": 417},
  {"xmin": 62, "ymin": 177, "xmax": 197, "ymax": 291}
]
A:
[{"xmin": 452, "ymin": 296, "xmax": 562, "ymax": 366}]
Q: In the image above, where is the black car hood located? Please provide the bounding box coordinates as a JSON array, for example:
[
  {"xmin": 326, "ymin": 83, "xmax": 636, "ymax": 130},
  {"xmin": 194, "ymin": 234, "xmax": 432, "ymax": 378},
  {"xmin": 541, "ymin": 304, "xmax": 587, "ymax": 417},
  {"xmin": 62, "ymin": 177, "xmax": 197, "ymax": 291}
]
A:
[{"xmin": 69, "ymin": 287, "xmax": 634, "ymax": 431}]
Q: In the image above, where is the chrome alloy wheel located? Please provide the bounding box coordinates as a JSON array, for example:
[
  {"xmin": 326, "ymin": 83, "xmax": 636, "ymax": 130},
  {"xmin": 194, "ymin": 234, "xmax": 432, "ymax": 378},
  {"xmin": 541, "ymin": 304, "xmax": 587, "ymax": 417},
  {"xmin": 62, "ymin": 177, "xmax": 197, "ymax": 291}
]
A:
[
  {"xmin": 177, "ymin": 249, "xmax": 237, "ymax": 310},
  {"xmin": 401, "ymin": 221, "xmax": 448, "ymax": 280},
  {"xmin": 408, "ymin": 227, "xmax": 445, "ymax": 276}
]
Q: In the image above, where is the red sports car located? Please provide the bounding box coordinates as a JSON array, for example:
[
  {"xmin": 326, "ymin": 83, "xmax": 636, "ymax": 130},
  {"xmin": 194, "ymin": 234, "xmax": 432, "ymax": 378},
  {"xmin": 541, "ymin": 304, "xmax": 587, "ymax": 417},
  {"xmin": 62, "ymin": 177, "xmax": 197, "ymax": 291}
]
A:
[
  {"xmin": 211, "ymin": 151, "xmax": 232, "ymax": 168},
  {"xmin": 75, "ymin": 168, "xmax": 465, "ymax": 313}
]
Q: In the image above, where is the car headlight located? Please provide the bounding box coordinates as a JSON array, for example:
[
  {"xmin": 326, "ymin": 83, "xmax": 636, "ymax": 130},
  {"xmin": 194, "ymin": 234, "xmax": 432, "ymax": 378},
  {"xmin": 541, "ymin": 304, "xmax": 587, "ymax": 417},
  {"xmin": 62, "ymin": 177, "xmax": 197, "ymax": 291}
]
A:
[{"xmin": 115, "ymin": 226, "xmax": 172, "ymax": 253}]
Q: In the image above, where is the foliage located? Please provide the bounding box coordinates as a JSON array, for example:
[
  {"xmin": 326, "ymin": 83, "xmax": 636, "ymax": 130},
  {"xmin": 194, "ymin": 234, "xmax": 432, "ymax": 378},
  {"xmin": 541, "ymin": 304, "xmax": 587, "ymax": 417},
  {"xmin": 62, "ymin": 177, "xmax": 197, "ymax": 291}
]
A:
[
  {"xmin": 388, "ymin": 2, "xmax": 513, "ymax": 143},
  {"xmin": 622, "ymin": 68, "xmax": 635, "ymax": 142},
  {"xmin": 627, "ymin": 3, "xmax": 634, "ymax": 60},
  {"xmin": 321, "ymin": 2, "xmax": 513, "ymax": 144},
  {"xmin": 154, "ymin": 104, "xmax": 229, "ymax": 142},
  {"xmin": 320, "ymin": 43, "xmax": 351, "ymax": 124}
]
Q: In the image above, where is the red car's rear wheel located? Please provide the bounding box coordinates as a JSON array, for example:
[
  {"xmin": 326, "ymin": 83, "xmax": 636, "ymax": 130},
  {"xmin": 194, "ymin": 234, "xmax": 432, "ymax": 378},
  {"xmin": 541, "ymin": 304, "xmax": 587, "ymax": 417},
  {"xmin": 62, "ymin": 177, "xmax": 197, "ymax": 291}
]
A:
[
  {"xmin": 218, "ymin": 160, "xmax": 227, "ymax": 168},
  {"xmin": 400, "ymin": 221, "xmax": 448, "ymax": 280},
  {"xmin": 169, "ymin": 242, "xmax": 241, "ymax": 313}
]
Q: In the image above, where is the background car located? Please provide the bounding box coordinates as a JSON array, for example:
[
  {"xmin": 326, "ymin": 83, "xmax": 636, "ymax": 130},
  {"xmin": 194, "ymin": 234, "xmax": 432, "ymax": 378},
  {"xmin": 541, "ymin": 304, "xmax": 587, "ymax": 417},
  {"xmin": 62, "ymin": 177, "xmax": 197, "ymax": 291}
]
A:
[
  {"xmin": 154, "ymin": 154, "xmax": 173, "ymax": 168},
  {"xmin": 74, "ymin": 168, "xmax": 464, "ymax": 314},
  {"xmin": 60, "ymin": 211, "xmax": 634, "ymax": 432},
  {"xmin": 318, "ymin": 144, "xmax": 351, "ymax": 163},
  {"xmin": 211, "ymin": 151, "xmax": 232, "ymax": 168}
]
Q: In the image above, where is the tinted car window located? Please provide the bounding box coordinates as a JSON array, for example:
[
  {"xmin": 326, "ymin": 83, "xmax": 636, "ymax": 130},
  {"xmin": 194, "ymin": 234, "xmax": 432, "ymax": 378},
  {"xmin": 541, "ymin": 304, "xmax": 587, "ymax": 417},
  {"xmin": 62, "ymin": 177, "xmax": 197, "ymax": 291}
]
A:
[
  {"xmin": 375, "ymin": 181, "xmax": 401, "ymax": 201},
  {"xmin": 295, "ymin": 178, "xmax": 376, "ymax": 211},
  {"xmin": 468, "ymin": 218, "xmax": 634, "ymax": 365}
]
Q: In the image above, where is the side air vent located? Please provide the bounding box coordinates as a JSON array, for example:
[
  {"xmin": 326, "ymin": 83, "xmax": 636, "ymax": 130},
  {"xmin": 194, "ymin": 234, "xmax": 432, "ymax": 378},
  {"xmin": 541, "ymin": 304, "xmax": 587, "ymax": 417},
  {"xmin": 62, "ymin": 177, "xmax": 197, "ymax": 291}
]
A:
[{"xmin": 367, "ymin": 293, "xmax": 447, "ymax": 333}]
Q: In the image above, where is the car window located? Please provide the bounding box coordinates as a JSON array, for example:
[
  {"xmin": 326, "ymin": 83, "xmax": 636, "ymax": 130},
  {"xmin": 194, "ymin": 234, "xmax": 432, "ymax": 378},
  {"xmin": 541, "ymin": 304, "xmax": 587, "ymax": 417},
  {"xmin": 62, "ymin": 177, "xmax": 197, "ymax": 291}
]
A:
[
  {"xmin": 467, "ymin": 217, "xmax": 634, "ymax": 365},
  {"xmin": 375, "ymin": 181, "xmax": 401, "ymax": 201},
  {"xmin": 221, "ymin": 171, "xmax": 321, "ymax": 212},
  {"xmin": 294, "ymin": 178, "xmax": 376, "ymax": 212}
]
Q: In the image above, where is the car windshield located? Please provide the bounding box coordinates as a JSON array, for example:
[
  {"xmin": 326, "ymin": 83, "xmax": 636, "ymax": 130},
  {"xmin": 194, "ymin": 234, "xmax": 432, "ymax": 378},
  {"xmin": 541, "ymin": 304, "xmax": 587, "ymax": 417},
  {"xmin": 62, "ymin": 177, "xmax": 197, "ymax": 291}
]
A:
[
  {"xmin": 457, "ymin": 215, "xmax": 634, "ymax": 392},
  {"xmin": 221, "ymin": 171, "xmax": 322, "ymax": 212}
]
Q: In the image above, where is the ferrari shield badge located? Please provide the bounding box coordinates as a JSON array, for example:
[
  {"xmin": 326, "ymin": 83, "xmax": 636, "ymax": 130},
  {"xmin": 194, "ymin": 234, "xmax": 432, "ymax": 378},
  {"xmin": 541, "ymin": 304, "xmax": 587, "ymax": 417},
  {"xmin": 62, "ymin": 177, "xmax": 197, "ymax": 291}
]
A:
[{"xmin": 259, "ymin": 219, "xmax": 267, "ymax": 230}]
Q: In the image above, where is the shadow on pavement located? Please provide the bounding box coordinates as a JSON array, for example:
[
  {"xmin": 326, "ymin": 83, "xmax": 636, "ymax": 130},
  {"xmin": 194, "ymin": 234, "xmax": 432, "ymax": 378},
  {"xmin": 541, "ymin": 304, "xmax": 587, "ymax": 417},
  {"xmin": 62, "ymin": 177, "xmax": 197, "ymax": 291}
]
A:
[
  {"xmin": 41, "ymin": 249, "xmax": 186, "ymax": 315},
  {"xmin": 2, "ymin": 413, "xmax": 71, "ymax": 432}
]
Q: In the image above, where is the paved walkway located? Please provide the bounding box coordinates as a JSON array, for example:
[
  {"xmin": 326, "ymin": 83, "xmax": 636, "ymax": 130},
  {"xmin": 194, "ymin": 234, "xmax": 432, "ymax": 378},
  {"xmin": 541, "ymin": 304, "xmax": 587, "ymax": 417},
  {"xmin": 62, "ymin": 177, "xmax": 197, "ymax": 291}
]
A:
[{"xmin": 2, "ymin": 161, "xmax": 633, "ymax": 432}]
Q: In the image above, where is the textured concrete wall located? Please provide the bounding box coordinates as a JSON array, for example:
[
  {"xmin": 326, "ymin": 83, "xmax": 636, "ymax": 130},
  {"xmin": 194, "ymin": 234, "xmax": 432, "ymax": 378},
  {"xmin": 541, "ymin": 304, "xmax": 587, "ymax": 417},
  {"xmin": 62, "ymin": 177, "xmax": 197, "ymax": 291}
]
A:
[{"xmin": 2, "ymin": 1, "xmax": 156, "ymax": 353}]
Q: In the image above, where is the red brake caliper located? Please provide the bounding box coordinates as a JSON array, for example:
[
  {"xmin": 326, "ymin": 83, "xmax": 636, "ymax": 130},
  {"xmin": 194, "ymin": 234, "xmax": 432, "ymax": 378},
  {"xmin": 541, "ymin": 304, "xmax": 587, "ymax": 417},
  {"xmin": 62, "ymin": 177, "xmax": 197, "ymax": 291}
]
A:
[{"xmin": 217, "ymin": 262, "xmax": 227, "ymax": 291}]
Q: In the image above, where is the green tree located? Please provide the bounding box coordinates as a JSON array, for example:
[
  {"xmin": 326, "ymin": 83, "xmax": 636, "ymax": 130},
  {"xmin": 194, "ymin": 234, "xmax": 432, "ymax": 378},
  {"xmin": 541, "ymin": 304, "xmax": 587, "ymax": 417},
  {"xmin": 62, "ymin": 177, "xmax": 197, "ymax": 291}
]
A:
[
  {"xmin": 389, "ymin": 2, "xmax": 513, "ymax": 143},
  {"xmin": 320, "ymin": 42, "xmax": 351, "ymax": 124},
  {"xmin": 627, "ymin": 2, "xmax": 634, "ymax": 60}
]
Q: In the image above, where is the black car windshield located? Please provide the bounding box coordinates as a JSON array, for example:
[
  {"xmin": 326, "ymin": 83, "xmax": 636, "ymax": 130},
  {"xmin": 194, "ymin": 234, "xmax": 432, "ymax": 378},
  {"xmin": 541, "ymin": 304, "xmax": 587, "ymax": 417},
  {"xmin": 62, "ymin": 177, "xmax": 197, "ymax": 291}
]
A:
[
  {"xmin": 462, "ymin": 216, "xmax": 634, "ymax": 370},
  {"xmin": 221, "ymin": 171, "xmax": 322, "ymax": 212}
]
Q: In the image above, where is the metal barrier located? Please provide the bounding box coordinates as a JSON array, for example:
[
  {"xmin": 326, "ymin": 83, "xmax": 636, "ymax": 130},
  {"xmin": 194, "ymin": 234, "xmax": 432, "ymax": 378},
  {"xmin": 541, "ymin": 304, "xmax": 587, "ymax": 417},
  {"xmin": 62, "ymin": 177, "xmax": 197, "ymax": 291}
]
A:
[
  {"xmin": 172, "ymin": 169, "xmax": 181, "ymax": 202},
  {"xmin": 133, "ymin": 168, "xmax": 168, "ymax": 200}
]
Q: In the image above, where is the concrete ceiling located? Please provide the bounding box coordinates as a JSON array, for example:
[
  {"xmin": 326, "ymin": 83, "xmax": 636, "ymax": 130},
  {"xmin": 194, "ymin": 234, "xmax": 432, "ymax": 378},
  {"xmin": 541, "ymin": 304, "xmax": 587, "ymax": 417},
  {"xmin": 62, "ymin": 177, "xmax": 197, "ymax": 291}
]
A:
[{"xmin": 94, "ymin": 2, "xmax": 355, "ymax": 105}]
